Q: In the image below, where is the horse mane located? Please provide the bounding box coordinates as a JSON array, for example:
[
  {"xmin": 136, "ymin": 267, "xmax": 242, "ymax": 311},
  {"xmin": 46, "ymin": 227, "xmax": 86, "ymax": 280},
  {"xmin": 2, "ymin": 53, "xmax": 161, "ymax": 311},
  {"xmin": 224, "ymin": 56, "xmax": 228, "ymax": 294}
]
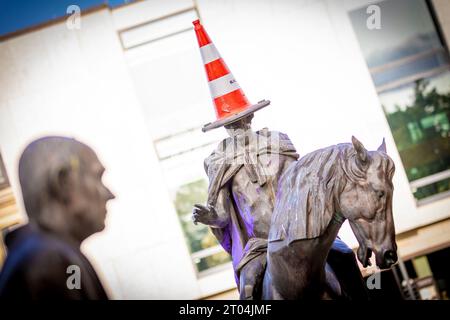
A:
[{"xmin": 268, "ymin": 143, "xmax": 361, "ymax": 243}]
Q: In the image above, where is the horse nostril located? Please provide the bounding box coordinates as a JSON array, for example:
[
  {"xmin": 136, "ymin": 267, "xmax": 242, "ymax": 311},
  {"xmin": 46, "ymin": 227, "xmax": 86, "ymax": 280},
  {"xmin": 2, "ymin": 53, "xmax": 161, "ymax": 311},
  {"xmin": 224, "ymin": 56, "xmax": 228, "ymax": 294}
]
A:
[{"xmin": 384, "ymin": 250, "xmax": 398, "ymax": 265}]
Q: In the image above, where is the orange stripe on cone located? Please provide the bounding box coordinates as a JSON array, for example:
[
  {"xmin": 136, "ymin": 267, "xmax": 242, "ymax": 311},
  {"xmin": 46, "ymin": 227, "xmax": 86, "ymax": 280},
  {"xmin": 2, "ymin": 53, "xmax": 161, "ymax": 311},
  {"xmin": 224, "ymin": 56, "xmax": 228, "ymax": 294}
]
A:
[
  {"xmin": 213, "ymin": 89, "xmax": 250, "ymax": 118},
  {"xmin": 205, "ymin": 59, "xmax": 229, "ymax": 81}
]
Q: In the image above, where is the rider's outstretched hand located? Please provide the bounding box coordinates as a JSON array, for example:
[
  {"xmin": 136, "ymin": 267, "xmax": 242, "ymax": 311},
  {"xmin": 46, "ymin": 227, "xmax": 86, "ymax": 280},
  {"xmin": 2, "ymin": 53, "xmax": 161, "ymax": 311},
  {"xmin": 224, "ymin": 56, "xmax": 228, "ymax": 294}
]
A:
[{"xmin": 192, "ymin": 204, "xmax": 219, "ymax": 226}]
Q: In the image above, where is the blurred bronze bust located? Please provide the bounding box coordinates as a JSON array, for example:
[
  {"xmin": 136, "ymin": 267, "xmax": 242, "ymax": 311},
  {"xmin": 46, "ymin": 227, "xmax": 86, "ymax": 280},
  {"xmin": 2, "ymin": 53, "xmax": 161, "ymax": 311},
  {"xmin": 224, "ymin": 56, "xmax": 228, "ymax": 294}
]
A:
[{"xmin": 0, "ymin": 136, "xmax": 114, "ymax": 300}]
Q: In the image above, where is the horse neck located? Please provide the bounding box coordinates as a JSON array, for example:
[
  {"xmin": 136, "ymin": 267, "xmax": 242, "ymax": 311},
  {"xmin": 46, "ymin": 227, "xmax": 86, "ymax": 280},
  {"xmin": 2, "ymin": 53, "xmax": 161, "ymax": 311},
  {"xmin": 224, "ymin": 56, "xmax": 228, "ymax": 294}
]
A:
[
  {"xmin": 320, "ymin": 212, "xmax": 346, "ymax": 252},
  {"xmin": 273, "ymin": 212, "xmax": 346, "ymax": 289},
  {"xmin": 296, "ymin": 213, "xmax": 343, "ymax": 270},
  {"xmin": 308, "ymin": 179, "xmax": 346, "ymax": 261},
  {"xmin": 316, "ymin": 159, "xmax": 347, "ymax": 255}
]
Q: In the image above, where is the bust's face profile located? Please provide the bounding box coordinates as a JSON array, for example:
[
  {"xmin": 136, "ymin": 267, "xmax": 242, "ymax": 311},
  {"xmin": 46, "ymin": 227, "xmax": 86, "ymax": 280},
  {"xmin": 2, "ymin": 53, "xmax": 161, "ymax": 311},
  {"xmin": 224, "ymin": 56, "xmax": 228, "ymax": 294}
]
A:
[{"xmin": 66, "ymin": 149, "xmax": 115, "ymax": 239}]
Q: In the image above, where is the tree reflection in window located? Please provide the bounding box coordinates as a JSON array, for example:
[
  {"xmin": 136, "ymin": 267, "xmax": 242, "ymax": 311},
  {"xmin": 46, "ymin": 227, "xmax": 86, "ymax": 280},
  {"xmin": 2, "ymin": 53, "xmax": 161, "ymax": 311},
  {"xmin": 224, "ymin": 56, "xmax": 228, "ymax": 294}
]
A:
[{"xmin": 382, "ymin": 77, "xmax": 450, "ymax": 200}]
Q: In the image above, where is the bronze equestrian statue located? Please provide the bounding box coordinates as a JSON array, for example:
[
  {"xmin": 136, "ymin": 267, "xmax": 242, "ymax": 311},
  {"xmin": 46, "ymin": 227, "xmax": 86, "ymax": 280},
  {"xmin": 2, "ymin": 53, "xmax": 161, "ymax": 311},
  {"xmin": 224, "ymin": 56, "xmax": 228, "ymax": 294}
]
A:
[
  {"xmin": 193, "ymin": 113, "xmax": 375, "ymax": 299},
  {"xmin": 191, "ymin": 20, "xmax": 382, "ymax": 300}
]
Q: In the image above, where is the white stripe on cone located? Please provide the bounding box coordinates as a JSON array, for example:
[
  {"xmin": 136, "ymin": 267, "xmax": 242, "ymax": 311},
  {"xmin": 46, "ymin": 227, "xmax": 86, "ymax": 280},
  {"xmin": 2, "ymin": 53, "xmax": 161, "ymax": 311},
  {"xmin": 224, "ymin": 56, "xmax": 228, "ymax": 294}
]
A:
[
  {"xmin": 200, "ymin": 43, "xmax": 221, "ymax": 64},
  {"xmin": 208, "ymin": 73, "xmax": 241, "ymax": 99}
]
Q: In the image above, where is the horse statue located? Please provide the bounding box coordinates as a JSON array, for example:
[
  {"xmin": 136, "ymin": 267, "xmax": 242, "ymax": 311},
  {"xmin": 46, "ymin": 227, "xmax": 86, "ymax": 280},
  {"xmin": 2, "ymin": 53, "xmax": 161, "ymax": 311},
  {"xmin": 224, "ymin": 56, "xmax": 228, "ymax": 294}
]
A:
[{"xmin": 262, "ymin": 136, "xmax": 398, "ymax": 299}]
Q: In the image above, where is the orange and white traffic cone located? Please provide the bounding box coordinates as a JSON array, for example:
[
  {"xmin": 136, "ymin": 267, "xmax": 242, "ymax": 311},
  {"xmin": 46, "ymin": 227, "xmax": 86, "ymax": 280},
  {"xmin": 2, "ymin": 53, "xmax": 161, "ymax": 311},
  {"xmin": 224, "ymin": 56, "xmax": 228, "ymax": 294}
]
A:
[{"xmin": 192, "ymin": 19, "xmax": 270, "ymax": 132}]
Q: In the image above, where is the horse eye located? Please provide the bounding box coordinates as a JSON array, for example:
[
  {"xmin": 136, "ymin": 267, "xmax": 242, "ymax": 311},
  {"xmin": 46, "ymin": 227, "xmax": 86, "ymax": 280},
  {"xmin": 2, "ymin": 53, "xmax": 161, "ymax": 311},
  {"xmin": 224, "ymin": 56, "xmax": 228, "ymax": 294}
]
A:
[{"xmin": 376, "ymin": 190, "xmax": 385, "ymax": 199}]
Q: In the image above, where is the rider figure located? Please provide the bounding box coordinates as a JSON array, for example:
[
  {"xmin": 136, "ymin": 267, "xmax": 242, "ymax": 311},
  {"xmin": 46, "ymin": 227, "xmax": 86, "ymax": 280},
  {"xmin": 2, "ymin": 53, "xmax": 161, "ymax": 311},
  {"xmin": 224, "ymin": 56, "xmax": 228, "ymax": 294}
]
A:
[{"xmin": 193, "ymin": 114, "xmax": 298, "ymax": 299}]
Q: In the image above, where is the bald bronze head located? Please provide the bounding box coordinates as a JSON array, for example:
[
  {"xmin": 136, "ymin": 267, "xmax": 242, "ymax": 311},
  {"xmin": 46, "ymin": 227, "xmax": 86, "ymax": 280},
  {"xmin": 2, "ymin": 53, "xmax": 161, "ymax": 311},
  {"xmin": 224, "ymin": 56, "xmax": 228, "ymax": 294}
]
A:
[{"xmin": 19, "ymin": 136, "xmax": 115, "ymax": 245}]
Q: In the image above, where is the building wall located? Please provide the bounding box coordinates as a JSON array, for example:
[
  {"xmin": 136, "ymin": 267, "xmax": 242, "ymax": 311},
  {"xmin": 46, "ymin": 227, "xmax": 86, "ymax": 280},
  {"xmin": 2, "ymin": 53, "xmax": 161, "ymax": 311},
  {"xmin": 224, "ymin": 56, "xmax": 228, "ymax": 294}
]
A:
[
  {"xmin": 0, "ymin": 9, "xmax": 199, "ymax": 299},
  {"xmin": 432, "ymin": 0, "xmax": 450, "ymax": 47},
  {"xmin": 0, "ymin": 0, "xmax": 449, "ymax": 299}
]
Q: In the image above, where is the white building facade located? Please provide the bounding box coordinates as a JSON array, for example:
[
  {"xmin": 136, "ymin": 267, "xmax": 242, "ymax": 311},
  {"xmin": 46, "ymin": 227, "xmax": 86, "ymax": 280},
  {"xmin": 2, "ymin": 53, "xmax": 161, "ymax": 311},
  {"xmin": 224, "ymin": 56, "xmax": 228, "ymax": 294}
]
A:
[{"xmin": 0, "ymin": 0, "xmax": 449, "ymax": 299}]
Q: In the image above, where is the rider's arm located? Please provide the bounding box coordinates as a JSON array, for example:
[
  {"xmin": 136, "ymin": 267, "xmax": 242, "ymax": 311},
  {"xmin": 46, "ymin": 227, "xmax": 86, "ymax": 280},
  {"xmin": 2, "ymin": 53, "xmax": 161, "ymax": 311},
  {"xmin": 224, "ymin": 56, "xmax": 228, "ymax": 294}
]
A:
[{"xmin": 208, "ymin": 183, "xmax": 232, "ymax": 228}]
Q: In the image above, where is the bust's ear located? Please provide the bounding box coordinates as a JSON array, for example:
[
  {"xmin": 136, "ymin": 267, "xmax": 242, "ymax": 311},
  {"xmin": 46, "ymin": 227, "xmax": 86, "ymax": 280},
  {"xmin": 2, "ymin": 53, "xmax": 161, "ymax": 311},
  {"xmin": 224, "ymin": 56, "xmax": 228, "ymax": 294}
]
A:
[
  {"xmin": 351, "ymin": 136, "xmax": 368, "ymax": 166},
  {"xmin": 48, "ymin": 165, "xmax": 73, "ymax": 204}
]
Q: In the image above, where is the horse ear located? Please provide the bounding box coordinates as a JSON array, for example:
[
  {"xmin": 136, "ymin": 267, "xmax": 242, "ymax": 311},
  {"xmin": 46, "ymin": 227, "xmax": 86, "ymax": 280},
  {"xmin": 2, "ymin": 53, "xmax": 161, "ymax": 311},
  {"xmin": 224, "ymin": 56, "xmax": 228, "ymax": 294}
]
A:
[
  {"xmin": 377, "ymin": 138, "xmax": 386, "ymax": 153},
  {"xmin": 351, "ymin": 136, "xmax": 368, "ymax": 164}
]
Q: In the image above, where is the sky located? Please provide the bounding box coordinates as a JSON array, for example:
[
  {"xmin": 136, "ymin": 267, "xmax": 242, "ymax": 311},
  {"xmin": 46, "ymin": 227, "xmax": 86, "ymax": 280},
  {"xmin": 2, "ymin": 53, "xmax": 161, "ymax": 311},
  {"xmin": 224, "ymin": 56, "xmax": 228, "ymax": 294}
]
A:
[{"xmin": 0, "ymin": 0, "xmax": 136, "ymax": 37}]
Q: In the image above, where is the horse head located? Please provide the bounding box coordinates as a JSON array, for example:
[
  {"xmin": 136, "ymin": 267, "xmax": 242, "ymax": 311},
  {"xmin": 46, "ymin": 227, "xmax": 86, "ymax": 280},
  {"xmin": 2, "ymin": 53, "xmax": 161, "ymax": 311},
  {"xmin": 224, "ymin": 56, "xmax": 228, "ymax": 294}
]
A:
[{"xmin": 339, "ymin": 136, "xmax": 397, "ymax": 269}]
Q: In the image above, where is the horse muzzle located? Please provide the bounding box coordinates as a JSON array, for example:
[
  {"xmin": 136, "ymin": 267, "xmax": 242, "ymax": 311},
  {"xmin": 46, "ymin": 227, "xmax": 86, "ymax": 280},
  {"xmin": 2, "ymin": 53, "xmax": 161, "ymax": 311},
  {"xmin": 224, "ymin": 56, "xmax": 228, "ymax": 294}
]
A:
[{"xmin": 376, "ymin": 249, "xmax": 398, "ymax": 269}]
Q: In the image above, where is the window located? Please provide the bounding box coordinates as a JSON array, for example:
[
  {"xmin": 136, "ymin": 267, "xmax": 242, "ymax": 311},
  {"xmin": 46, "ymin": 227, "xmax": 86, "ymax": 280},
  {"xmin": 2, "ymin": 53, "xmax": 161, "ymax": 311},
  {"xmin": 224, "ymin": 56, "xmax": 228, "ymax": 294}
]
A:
[
  {"xmin": 350, "ymin": 0, "xmax": 450, "ymax": 204},
  {"xmin": 121, "ymin": 3, "xmax": 232, "ymax": 276},
  {"xmin": 154, "ymin": 129, "xmax": 231, "ymax": 276},
  {"xmin": 0, "ymin": 152, "xmax": 20, "ymax": 268},
  {"xmin": 0, "ymin": 152, "xmax": 9, "ymax": 190}
]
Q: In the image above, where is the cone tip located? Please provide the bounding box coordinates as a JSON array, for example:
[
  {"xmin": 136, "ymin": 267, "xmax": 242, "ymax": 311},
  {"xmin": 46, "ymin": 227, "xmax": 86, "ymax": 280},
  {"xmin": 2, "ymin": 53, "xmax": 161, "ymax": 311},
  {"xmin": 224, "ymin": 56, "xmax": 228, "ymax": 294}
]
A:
[{"xmin": 193, "ymin": 19, "xmax": 200, "ymax": 26}]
